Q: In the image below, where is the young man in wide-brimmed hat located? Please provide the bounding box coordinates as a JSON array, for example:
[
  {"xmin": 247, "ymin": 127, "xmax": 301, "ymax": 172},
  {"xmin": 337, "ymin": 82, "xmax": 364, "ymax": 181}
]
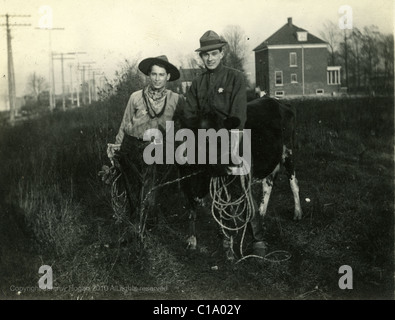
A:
[
  {"xmin": 108, "ymin": 55, "xmax": 184, "ymax": 218},
  {"xmin": 115, "ymin": 55, "xmax": 183, "ymax": 144}
]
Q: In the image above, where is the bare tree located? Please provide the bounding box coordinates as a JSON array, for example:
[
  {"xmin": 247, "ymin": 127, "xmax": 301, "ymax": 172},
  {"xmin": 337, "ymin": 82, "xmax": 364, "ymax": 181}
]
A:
[
  {"xmin": 25, "ymin": 72, "xmax": 48, "ymax": 101},
  {"xmin": 181, "ymin": 53, "xmax": 205, "ymax": 70},
  {"xmin": 98, "ymin": 58, "xmax": 146, "ymax": 104},
  {"xmin": 379, "ymin": 33, "xmax": 394, "ymax": 93},
  {"xmin": 221, "ymin": 25, "xmax": 248, "ymax": 73},
  {"xmin": 349, "ymin": 28, "xmax": 363, "ymax": 90},
  {"xmin": 360, "ymin": 25, "xmax": 381, "ymax": 91},
  {"xmin": 319, "ymin": 21, "xmax": 341, "ymax": 66},
  {"xmin": 321, "ymin": 19, "xmax": 393, "ymax": 95}
]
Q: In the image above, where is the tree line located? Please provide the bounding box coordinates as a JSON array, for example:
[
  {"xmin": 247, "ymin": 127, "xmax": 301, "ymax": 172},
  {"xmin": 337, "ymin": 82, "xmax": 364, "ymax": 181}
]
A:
[
  {"xmin": 320, "ymin": 22, "xmax": 394, "ymax": 95},
  {"xmin": 22, "ymin": 22, "xmax": 393, "ymax": 112}
]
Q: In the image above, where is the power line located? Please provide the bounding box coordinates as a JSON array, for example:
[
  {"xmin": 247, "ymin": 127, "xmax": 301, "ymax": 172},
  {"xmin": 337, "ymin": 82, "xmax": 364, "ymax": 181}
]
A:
[
  {"xmin": 0, "ymin": 13, "xmax": 31, "ymax": 125},
  {"xmin": 78, "ymin": 62, "xmax": 96, "ymax": 105},
  {"xmin": 53, "ymin": 52, "xmax": 86, "ymax": 111},
  {"xmin": 35, "ymin": 26, "xmax": 65, "ymax": 111}
]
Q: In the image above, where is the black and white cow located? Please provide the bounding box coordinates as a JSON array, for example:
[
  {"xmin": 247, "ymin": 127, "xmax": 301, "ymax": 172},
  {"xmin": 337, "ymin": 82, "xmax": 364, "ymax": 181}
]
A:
[
  {"xmin": 178, "ymin": 96, "xmax": 303, "ymax": 250},
  {"xmin": 246, "ymin": 96, "xmax": 302, "ymax": 221}
]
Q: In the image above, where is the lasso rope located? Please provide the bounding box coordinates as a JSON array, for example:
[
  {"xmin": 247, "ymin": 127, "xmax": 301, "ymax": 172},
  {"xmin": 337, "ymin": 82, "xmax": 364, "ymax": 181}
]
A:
[
  {"xmin": 110, "ymin": 164, "xmax": 291, "ymax": 264},
  {"xmin": 210, "ymin": 172, "xmax": 254, "ymax": 260},
  {"xmin": 210, "ymin": 172, "xmax": 292, "ymax": 264}
]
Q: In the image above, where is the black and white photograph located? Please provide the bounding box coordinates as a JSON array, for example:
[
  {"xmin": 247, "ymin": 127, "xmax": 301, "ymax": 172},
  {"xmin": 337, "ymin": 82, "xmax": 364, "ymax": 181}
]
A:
[{"xmin": 0, "ymin": 0, "xmax": 393, "ymax": 303}]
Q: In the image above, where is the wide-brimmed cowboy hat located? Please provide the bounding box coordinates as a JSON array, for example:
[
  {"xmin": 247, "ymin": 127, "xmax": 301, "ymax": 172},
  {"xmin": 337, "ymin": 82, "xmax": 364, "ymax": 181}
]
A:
[
  {"xmin": 195, "ymin": 30, "xmax": 228, "ymax": 52},
  {"xmin": 138, "ymin": 55, "xmax": 180, "ymax": 81}
]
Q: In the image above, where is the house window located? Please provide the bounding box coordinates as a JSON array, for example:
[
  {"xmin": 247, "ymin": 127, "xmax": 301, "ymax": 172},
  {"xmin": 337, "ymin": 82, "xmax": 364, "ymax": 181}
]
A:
[
  {"xmin": 290, "ymin": 52, "xmax": 297, "ymax": 67},
  {"xmin": 327, "ymin": 67, "xmax": 341, "ymax": 85},
  {"xmin": 275, "ymin": 91, "xmax": 284, "ymax": 97},
  {"xmin": 291, "ymin": 73, "xmax": 298, "ymax": 83},
  {"xmin": 297, "ymin": 31, "xmax": 307, "ymax": 42},
  {"xmin": 275, "ymin": 71, "xmax": 283, "ymax": 86},
  {"xmin": 316, "ymin": 89, "xmax": 324, "ymax": 95}
]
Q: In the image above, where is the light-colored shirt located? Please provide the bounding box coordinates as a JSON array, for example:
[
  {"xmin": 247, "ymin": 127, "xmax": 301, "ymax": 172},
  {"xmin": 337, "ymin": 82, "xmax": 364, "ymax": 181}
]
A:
[{"xmin": 115, "ymin": 89, "xmax": 184, "ymax": 144}]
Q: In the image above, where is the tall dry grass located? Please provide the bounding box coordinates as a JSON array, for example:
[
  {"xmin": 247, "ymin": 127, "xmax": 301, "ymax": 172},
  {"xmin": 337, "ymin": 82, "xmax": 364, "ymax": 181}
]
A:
[{"xmin": 0, "ymin": 95, "xmax": 393, "ymax": 299}]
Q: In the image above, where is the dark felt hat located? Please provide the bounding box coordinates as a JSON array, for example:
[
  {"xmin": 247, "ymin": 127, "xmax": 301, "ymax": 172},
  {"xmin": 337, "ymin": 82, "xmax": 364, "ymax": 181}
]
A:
[
  {"xmin": 138, "ymin": 55, "xmax": 180, "ymax": 81},
  {"xmin": 195, "ymin": 30, "xmax": 227, "ymax": 52}
]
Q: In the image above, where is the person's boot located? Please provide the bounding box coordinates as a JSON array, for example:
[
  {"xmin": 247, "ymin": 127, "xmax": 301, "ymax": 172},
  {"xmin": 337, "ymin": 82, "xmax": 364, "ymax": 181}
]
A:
[
  {"xmin": 223, "ymin": 238, "xmax": 235, "ymax": 261},
  {"xmin": 249, "ymin": 198, "xmax": 267, "ymax": 258},
  {"xmin": 252, "ymin": 241, "xmax": 267, "ymax": 257}
]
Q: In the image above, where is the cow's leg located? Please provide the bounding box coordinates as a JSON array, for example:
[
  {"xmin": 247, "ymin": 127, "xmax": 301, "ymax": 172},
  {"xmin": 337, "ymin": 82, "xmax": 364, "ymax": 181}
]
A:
[
  {"xmin": 259, "ymin": 164, "xmax": 280, "ymax": 218},
  {"xmin": 187, "ymin": 208, "xmax": 197, "ymax": 250},
  {"xmin": 183, "ymin": 169, "xmax": 210, "ymax": 251},
  {"xmin": 182, "ymin": 187, "xmax": 199, "ymax": 250},
  {"xmin": 282, "ymin": 145, "xmax": 303, "ymax": 220},
  {"xmin": 289, "ymin": 174, "xmax": 302, "ymax": 220}
]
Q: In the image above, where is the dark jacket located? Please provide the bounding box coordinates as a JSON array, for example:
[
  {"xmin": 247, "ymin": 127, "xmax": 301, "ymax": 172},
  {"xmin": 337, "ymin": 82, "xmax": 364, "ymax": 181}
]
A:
[{"xmin": 184, "ymin": 63, "xmax": 247, "ymax": 129}]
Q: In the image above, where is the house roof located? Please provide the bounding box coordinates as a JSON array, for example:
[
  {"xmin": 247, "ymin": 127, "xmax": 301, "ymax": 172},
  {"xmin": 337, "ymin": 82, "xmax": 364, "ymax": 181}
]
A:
[
  {"xmin": 253, "ymin": 17, "xmax": 327, "ymax": 51},
  {"xmin": 179, "ymin": 68, "xmax": 203, "ymax": 82}
]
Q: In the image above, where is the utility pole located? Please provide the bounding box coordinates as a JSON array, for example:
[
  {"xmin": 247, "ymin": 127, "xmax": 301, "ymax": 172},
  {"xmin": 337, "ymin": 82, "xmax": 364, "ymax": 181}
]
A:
[
  {"xmin": 52, "ymin": 52, "xmax": 86, "ymax": 111},
  {"xmin": 78, "ymin": 62, "xmax": 95, "ymax": 105},
  {"xmin": 68, "ymin": 63, "xmax": 74, "ymax": 106},
  {"xmin": 89, "ymin": 69, "xmax": 103, "ymax": 102},
  {"xmin": 82, "ymin": 65, "xmax": 86, "ymax": 105},
  {"xmin": 1, "ymin": 14, "xmax": 31, "ymax": 125},
  {"xmin": 35, "ymin": 26, "xmax": 65, "ymax": 111},
  {"xmin": 76, "ymin": 63, "xmax": 80, "ymax": 107},
  {"xmin": 343, "ymin": 29, "xmax": 349, "ymax": 90}
]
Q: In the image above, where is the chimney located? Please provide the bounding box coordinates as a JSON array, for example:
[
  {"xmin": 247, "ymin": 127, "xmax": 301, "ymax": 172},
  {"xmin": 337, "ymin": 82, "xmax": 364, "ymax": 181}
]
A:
[{"xmin": 287, "ymin": 17, "xmax": 292, "ymax": 27}]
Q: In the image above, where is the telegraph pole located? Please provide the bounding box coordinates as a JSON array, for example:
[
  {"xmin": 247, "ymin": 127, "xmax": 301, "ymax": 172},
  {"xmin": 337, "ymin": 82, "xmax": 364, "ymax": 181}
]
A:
[
  {"xmin": 1, "ymin": 14, "xmax": 31, "ymax": 125},
  {"xmin": 52, "ymin": 52, "xmax": 86, "ymax": 111},
  {"xmin": 76, "ymin": 63, "xmax": 80, "ymax": 107},
  {"xmin": 82, "ymin": 65, "xmax": 86, "ymax": 105},
  {"xmin": 78, "ymin": 62, "xmax": 95, "ymax": 105},
  {"xmin": 89, "ymin": 69, "xmax": 103, "ymax": 102},
  {"xmin": 35, "ymin": 26, "xmax": 64, "ymax": 111},
  {"xmin": 68, "ymin": 63, "xmax": 74, "ymax": 106}
]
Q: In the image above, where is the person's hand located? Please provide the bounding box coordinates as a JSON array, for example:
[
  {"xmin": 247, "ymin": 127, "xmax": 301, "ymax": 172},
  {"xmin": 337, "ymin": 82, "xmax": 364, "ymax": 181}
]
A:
[
  {"xmin": 223, "ymin": 116, "xmax": 240, "ymax": 130},
  {"xmin": 107, "ymin": 143, "xmax": 121, "ymax": 165},
  {"xmin": 98, "ymin": 165, "xmax": 117, "ymax": 184}
]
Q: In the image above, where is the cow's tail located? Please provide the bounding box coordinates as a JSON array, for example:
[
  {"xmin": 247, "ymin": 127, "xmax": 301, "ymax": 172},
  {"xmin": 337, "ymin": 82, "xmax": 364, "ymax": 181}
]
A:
[
  {"xmin": 282, "ymin": 102, "xmax": 297, "ymax": 150},
  {"xmin": 290, "ymin": 104, "xmax": 297, "ymax": 150}
]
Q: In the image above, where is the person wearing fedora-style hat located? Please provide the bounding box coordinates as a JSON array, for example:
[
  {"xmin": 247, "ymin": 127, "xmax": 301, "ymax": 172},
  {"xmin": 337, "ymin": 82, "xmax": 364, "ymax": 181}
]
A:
[
  {"xmin": 181, "ymin": 30, "xmax": 267, "ymax": 259},
  {"xmin": 114, "ymin": 55, "xmax": 183, "ymax": 145},
  {"xmin": 183, "ymin": 30, "xmax": 246, "ymax": 130}
]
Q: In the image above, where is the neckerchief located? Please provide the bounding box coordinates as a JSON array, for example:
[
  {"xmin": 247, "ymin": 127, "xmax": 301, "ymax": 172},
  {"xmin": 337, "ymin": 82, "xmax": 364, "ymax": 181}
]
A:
[
  {"xmin": 146, "ymin": 85, "xmax": 168, "ymax": 101},
  {"xmin": 142, "ymin": 85, "xmax": 167, "ymax": 119}
]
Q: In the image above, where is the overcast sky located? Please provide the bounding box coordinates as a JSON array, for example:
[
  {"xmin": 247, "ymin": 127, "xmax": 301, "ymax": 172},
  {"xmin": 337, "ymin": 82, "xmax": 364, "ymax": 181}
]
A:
[{"xmin": 0, "ymin": 0, "xmax": 393, "ymax": 107}]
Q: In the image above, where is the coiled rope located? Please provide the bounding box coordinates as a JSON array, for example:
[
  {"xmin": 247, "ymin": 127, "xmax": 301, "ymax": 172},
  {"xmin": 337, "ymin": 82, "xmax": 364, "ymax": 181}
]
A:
[
  {"xmin": 111, "ymin": 165, "xmax": 291, "ymax": 263},
  {"xmin": 210, "ymin": 172, "xmax": 291, "ymax": 264}
]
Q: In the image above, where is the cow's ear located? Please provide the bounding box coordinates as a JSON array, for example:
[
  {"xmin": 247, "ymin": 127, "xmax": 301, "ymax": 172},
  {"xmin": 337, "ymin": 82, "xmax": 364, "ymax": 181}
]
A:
[{"xmin": 224, "ymin": 117, "xmax": 240, "ymax": 130}]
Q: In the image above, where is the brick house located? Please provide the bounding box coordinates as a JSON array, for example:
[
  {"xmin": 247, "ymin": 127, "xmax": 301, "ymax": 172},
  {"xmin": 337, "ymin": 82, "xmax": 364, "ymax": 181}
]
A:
[{"xmin": 253, "ymin": 17, "xmax": 342, "ymax": 98}]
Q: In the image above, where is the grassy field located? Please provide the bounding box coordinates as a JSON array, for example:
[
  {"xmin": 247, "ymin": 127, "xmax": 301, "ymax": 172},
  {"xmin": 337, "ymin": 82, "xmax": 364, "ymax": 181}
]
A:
[{"xmin": 0, "ymin": 96, "xmax": 393, "ymax": 300}]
